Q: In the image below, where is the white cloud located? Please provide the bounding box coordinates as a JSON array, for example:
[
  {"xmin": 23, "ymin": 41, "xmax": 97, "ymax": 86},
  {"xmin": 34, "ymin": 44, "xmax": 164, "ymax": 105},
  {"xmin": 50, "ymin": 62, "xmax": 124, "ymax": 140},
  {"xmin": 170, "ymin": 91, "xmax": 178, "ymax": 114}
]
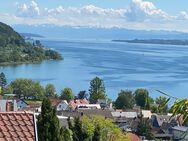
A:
[
  {"xmin": 1, "ymin": 0, "xmax": 188, "ymax": 31},
  {"xmin": 16, "ymin": 1, "xmax": 40, "ymax": 17},
  {"xmin": 176, "ymin": 11, "xmax": 188, "ymax": 20},
  {"xmin": 125, "ymin": 0, "xmax": 170, "ymax": 22}
]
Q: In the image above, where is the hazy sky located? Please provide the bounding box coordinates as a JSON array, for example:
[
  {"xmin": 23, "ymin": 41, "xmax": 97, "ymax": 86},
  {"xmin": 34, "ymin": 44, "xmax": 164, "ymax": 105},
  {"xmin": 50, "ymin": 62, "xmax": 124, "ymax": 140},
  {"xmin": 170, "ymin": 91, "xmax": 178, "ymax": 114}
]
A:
[{"xmin": 1, "ymin": 0, "xmax": 188, "ymax": 31}]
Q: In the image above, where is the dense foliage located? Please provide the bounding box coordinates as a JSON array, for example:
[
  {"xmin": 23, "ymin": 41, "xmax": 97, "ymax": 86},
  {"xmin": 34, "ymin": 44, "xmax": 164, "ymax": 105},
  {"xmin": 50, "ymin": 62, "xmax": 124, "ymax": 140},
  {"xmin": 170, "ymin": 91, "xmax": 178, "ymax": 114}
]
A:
[
  {"xmin": 136, "ymin": 115, "xmax": 154, "ymax": 140},
  {"xmin": 0, "ymin": 72, "xmax": 7, "ymax": 94},
  {"xmin": 77, "ymin": 90, "xmax": 88, "ymax": 99},
  {"xmin": 45, "ymin": 84, "xmax": 57, "ymax": 98},
  {"xmin": 134, "ymin": 88, "xmax": 150, "ymax": 109},
  {"xmin": 89, "ymin": 77, "xmax": 106, "ymax": 103},
  {"xmin": 0, "ymin": 22, "xmax": 62, "ymax": 65},
  {"xmin": 114, "ymin": 90, "xmax": 135, "ymax": 109},
  {"xmin": 37, "ymin": 98, "xmax": 68, "ymax": 141},
  {"xmin": 155, "ymin": 96, "xmax": 169, "ymax": 114},
  {"xmin": 68, "ymin": 116, "xmax": 129, "ymax": 141},
  {"xmin": 60, "ymin": 87, "xmax": 74, "ymax": 102},
  {"xmin": 10, "ymin": 79, "xmax": 44, "ymax": 99}
]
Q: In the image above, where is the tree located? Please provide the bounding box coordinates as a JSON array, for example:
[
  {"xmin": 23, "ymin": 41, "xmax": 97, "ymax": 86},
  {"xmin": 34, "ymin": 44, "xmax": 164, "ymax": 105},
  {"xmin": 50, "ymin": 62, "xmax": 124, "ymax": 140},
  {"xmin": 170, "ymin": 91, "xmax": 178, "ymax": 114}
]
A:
[
  {"xmin": 68, "ymin": 115, "xmax": 129, "ymax": 141},
  {"xmin": 30, "ymin": 82, "xmax": 45, "ymax": 100},
  {"xmin": 134, "ymin": 88, "xmax": 150, "ymax": 109},
  {"xmin": 60, "ymin": 128, "xmax": 73, "ymax": 141},
  {"xmin": 10, "ymin": 79, "xmax": 44, "ymax": 99},
  {"xmin": 60, "ymin": 87, "xmax": 74, "ymax": 102},
  {"xmin": 136, "ymin": 115, "xmax": 154, "ymax": 140},
  {"xmin": 156, "ymin": 90, "xmax": 188, "ymax": 140},
  {"xmin": 155, "ymin": 96, "xmax": 169, "ymax": 114},
  {"xmin": 92, "ymin": 125, "xmax": 101, "ymax": 141},
  {"xmin": 0, "ymin": 72, "xmax": 7, "ymax": 94},
  {"xmin": 114, "ymin": 90, "xmax": 135, "ymax": 109},
  {"xmin": 3, "ymin": 85, "xmax": 13, "ymax": 94},
  {"xmin": 45, "ymin": 84, "xmax": 56, "ymax": 98},
  {"xmin": 77, "ymin": 90, "xmax": 88, "ymax": 99},
  {"xmin": 89, "ymin": 77, "xmax": 106, "ymax": 103},
  {"xmin": 69, "ymin": 117, "xmax": 88, "ymax": 141},
  {"xmin": 37, "ymin": 98, "xmax": 64, "ymax": 141}
]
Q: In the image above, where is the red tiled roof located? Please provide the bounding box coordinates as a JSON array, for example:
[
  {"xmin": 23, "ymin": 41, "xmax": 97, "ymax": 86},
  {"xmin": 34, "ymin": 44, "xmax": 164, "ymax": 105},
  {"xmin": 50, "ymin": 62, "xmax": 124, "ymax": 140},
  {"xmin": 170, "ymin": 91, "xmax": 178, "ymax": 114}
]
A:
[
  {"xmin": 0, "ymin": 112, "xmax": 36, "ymax": 141},
  {"xmin": 127, "ymin": 133, "xmax": 141, "ymax": 141},
  {"xmin": 50, "ymin": 99, "xmax": 62, "ymax": 106},
  {"xmin": 69, "ymin": 99, "xmax": 89, "ymax": 109}
]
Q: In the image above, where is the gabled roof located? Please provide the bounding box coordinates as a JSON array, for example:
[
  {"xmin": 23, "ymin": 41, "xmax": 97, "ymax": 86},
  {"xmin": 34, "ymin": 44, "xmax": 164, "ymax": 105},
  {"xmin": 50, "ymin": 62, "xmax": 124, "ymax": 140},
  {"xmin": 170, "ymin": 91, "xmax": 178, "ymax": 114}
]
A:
[
  {"xmin": 111, "ymin": 111, "xmax": 137, "ymax": 118},
  {"xmin": 69, "ymin": 99, "xmax": 89, "ymax": 109},
  {"xmin": 172, "ymin": 126, "xmax": 188, "ymax": 132},
  {"xmin": 16, "ymin": 99, "xmax": 28, "ymax": 105},
  {"xmin": 50, "ymin": 99, "xmax": 68, "ymax": 107},
  {"xmin": 0, "ymin": 112, "xmax": 37, "ymax": 141},
  {"xmin": 62, "ymin": 109, "xmax": 113, "ymax": 119},
  {"xmin": 152, "ymin": 114, "xmax": 178, "ymax": 127}
]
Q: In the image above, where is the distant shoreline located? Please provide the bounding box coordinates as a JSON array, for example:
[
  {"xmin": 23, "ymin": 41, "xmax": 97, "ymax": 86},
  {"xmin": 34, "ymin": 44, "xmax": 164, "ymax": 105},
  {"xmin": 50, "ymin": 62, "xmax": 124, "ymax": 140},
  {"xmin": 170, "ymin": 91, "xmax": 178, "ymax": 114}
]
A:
[
  {"xmin": 0, "ymin": 59, "xmax": 62, "ymax": 67},
  {"xmin": 112, "ymin": 39, "xmax": 188, "ymax": 46}
]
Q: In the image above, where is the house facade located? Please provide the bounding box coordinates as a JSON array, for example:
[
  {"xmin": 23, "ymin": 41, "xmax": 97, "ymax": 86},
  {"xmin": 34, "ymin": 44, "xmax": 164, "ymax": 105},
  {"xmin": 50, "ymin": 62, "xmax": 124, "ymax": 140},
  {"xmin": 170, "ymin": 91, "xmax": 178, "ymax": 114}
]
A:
[
  {"xmin": 56, "ymin": 100, "xmax": 69, "ymax": 111},
  {"xmin": 17, "ymin": 99, "xmax": 28, "ymax": 109}
]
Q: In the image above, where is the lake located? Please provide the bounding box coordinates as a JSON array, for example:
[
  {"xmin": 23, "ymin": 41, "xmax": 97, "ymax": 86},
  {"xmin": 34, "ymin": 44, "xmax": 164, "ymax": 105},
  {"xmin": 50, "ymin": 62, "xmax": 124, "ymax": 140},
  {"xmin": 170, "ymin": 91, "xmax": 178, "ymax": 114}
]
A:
[{"xmin": 1, "ymin": 39, "xmax": 188, "ymax": 99}]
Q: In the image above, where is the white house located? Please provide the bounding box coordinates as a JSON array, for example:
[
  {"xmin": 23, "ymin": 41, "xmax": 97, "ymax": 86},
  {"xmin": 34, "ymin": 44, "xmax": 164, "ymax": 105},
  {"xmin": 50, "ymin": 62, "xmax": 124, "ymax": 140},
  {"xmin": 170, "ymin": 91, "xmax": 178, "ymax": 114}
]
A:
[
  {"xmin": 56, "ymin": 100, "xmax": 69, "ymax": 111},
  {"xmin": 50, "ymin": 99, "xmax": 69, "ymax": 111},
  {"xmin": 17, "ymin": 99, "xmax": 28, "ymax": 109}
]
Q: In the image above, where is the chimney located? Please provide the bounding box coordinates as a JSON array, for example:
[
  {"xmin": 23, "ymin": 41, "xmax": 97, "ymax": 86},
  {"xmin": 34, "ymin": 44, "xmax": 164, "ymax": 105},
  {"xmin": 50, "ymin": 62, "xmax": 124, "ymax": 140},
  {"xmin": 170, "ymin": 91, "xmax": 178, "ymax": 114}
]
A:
[
  {"xmin": 74, "ymin": 99, "xmax": 77, "ymax": 103},
  {"xmin": 6, "ymin": 101, "xmax": 13, "ymax": 112}
]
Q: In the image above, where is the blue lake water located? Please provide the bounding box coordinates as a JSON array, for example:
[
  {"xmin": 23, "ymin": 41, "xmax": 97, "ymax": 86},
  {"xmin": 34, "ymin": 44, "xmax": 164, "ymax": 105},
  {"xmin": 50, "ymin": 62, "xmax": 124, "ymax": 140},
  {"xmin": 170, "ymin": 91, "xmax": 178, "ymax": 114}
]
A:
[{"xmin": 1, "ymin": 39, "xmax": 188, "ymax": 99}]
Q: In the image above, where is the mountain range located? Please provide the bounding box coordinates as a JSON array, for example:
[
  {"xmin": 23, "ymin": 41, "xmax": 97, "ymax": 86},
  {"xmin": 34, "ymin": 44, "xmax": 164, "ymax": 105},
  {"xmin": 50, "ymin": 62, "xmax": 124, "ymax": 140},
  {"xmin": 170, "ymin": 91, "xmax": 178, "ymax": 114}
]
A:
[{"xmin": 13, "ymin": 24, "xmax": 188, "ymax": 40}]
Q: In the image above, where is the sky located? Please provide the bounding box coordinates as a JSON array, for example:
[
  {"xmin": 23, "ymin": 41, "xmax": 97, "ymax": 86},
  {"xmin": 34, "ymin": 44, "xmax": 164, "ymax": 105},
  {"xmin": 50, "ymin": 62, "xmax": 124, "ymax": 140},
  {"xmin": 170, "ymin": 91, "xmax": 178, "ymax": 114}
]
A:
[{"xmin": 1, "ymin": 0, "xmax": 188, "ymax": 31}]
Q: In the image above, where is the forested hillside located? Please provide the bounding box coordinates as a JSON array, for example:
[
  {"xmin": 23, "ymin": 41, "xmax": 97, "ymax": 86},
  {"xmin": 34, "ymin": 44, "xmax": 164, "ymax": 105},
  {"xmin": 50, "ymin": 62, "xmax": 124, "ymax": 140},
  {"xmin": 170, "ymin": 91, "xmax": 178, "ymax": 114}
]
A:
[{"xmin": 0, "ymin": 22, "xmax": 62, "ymax": 65}]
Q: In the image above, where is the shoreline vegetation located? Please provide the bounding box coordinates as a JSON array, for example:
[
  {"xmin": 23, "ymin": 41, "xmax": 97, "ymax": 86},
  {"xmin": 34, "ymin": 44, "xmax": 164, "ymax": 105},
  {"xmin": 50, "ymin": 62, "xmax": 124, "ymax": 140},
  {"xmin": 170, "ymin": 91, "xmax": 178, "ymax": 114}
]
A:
[
  {"xmin": 112, "ymin": 39, "xmax": 188, "ymax": 46},
  {"xmin": 0, "ymin": 58, "xmax": 61, "ymax": 66},
  {"xmin": 0, "ymin": 22, "xmax": 63, "ymax": 66}
]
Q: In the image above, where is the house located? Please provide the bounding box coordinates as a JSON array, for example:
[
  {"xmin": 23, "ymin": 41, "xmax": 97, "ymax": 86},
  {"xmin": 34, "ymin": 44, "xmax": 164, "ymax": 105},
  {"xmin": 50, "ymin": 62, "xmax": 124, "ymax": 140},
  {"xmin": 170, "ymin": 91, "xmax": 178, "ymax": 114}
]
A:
[
  {"xmin": 50, "ymin": 99, "xmax": 69, "ymax": 111},
  {"xmin": 97, "ymin": 99, "xmax": 107, "ymax": 108},
  {"xmin": 172, "ymin": 126, "xmax": 188, "ymax": 140},
  {"xmin": 0, "ymin": 111, "xmax": 38, "ymax": 141},
  {"xmin": 17, "ymin": 99, "xmax": 28, "ymax": 110},
  {"xmin": 150, "ymin": 114, "xmax": 178, "ymax": 140},
  {"xmin": 0, "ymin": 99, "xmax": 17, "ymax": 112},
  {"xmin": 111, "ymin": 111, "xmax": 138, "ymax": 131},
  {"xmin": 151, "ymin": 114, "xmax": 178, "ymax": 128},
  {"xmin": 96, "ymin": 99, "xmax": 113, "ymax": 109},
  {"xmin": 69, "ymin": 99, "xmax": 89, "ymax": 110}
]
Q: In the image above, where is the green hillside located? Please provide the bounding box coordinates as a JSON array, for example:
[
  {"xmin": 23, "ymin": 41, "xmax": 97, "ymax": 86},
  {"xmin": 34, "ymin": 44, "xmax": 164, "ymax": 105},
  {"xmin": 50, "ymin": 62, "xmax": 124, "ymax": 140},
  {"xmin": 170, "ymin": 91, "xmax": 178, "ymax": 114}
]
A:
[{"xmin": 0, "ymin": 22, "xmax": 62, "ymax": 65}]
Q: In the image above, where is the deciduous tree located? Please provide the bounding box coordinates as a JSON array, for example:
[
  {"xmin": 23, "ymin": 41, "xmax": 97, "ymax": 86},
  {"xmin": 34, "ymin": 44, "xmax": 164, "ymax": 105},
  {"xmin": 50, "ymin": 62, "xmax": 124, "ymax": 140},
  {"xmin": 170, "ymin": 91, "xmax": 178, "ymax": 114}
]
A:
[
  {"xmin": 60, "ymin": 87, "xmax": 74, "ymax": 102},
  {"xmin": 115, "ymin": 90, "xmax": 135, "ymax": 109},
  {"xmin": 45, "ymin": 84, "xmax": 56, "ymax": 98},
  {"xmin": 89, "ymin": 77, "xmax": 106, "ymax": 103},
  {"xmin": 156, "ymin": 96, "xmax": 169, "ymax": 114},
  {"xmin": 134, "ymin": 88, "xmax": 150, "ymax": 109}
]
